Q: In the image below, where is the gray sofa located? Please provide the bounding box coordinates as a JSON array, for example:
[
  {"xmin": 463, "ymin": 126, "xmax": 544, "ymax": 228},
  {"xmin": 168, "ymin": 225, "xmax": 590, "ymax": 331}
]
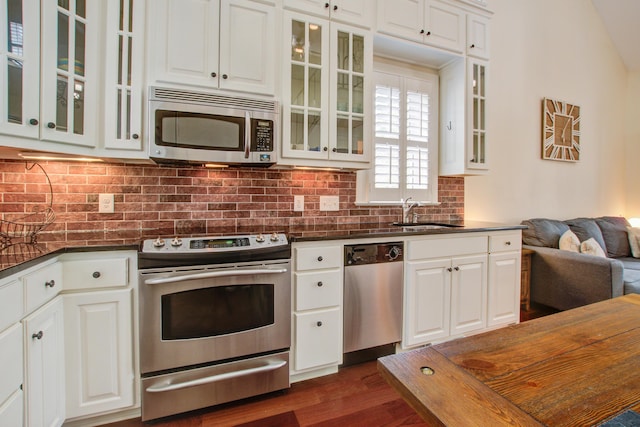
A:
[{"xmin": 521, "ymin": 216, "xmax": 640, "ymax": 311}]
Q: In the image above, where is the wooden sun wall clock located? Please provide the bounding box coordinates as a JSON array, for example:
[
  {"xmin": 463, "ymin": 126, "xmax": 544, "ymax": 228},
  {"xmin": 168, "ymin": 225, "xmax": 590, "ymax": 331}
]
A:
[{"xmin": 542, "ymin": 97, "xmax": 581, "ymax": 162}]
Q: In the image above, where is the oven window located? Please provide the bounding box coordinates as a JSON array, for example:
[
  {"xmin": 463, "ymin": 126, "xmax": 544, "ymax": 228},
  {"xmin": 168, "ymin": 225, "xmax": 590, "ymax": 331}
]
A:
[
  {"xmin": 156, "ymin": 110, "xmax": 244, "ymax": 150},
  {"xmin": 161, "ymin": 284, "xmax": 274, "ymax": 340}
]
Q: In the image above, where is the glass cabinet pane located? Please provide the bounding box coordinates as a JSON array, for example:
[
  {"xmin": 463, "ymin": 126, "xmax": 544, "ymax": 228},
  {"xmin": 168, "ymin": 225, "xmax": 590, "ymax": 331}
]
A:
[
  {"xmin": 336, "ymin": 115, "xmax": 348, "ymax": 153},
  {"xmin": 352, "ymin": 35, "xmax": 363, "ymax": 73},
  {"xmin": 6, "ymin": 0, "xmax": 23, "ymax": 124},
  {"xmin": 470, "ymin": 61, "xmax": 487, "ymax": 166},
  {"xmin": 337, "ymin": 31, "xmax": 348, "ymax": 71},
  {"xmin": 352, "ymin": 75, "xmax": 363, "ymax": 113},
  {"xmin": 290, "ymin": 110, "xmax": 304, "ymax": 151},
  {"xmin": 308, "ymin": 22, "xmax": 321, "ymax": 65},
  {"xmin": 291, "ymin": 64, "xmax": 304, "ymax": 105},
  {"xmin": 308, "ymin": 67, "xmax": 321, "ymax": 108},
  {"xmin": 337, "ymin": 72, "xmax": 348, "ymax": 112},
  {"xmin": 308, "ymin": 112, "xmax": 321, "ymax": 151},
  {"xmin": 352, "ymin": 118, "xmax": 363, "ymax": 155},
  {"xmin": 291, "ymin": 20, "xmax": 305, "ymax": 61}
]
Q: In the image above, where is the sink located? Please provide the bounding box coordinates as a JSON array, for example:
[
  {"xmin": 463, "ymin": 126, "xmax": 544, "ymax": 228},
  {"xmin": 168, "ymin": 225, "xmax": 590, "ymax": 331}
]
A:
[{"xmin": 391, "ymin": 222, "xmax": 463, "ymax": 229}]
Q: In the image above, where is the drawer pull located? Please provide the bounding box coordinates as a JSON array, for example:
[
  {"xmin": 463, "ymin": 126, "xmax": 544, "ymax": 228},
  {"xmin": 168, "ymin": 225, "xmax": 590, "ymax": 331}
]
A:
[
  {"xmin": 316, "ymin": 321, "xmax": 323, "ymax": 327},
  {"xmin": 32, "ymin": 331, "xmax": 43, "ymax": 340},
  {"xmin": 317, "ymin": 256, "xmax": 323, "ymax": 262},
  {"xmin": 505, "ymin": 241, "xmax": 512, "ymax": 246},
  {"xmin": 317, "ymin": 281, "xmax": 323, "ymax": 287},
  {"xmin": 45, "ymin": 279, "xmax": 56, "ymax": 288},
  {"xmin": 92, "ymin": 271, "xmax": 101, "ymax": 278}
]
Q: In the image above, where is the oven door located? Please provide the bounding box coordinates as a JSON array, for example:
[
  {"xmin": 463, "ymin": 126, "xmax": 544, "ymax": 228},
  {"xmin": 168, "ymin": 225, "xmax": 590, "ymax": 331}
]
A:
[{"xmin": 139, "ymin": 260, "xmax": 291, "ymax": 374}]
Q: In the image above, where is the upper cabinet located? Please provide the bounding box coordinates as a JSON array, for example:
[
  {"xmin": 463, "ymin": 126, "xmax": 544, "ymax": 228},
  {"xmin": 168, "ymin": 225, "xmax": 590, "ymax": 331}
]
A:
[
  {"xmin": 280, "ymin": 11, "xmax": 372, "ymax": 168},
  {"xmin": 148, "ymin": 0, "xmax": 276, "ymax": 95},
  {"xmin": 377, "ymin": 0, "xmax": 465, "ymax": 53},
  {"xmin": 283, "ymin": 0, "xmax": 374, "ymax": 29},
  {"xmin": 466, "ymin": 12, "xmax": 489, "ymax": 59}
]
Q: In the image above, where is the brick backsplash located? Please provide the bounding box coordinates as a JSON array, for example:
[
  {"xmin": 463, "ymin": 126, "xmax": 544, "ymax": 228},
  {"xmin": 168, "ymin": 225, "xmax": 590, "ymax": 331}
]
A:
[{"xmin": 0, "ymin": 159, "xmax": 464, "ymax": 250}]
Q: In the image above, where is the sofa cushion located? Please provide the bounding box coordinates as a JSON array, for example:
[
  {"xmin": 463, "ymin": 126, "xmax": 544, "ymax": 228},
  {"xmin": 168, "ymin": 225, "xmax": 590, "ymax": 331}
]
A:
[
  {"xmin": 618, "ymin": 257, "xmax": 640, "ymax": 271},
  {"xmin": 521, "ymin": 218, "xmax": 570, "ymax": 248},
  {"xmin": 559, "ymin": 230, "xmax": 580, "ymax": 252},
  {"xmin": 564, "ymin": 218, "xmax": 608, "ymax": 255},
  {"xmin": 628, "ymin": 227, "xmax": 640, "ymax": 258},
  {"xmin": 623, "ymin": 268, "xmax": 640, "ymax": 294},
  {"xmin": 580, "ymin": 238, "xmax": 606, "ymax": 257},
  {"xmin": 596, "ymin": 216, "xmax": 631, "ymax": 258}
]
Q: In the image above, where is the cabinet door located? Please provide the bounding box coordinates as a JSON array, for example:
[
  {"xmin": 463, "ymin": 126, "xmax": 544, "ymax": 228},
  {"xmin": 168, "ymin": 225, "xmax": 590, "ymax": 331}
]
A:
[
  {"xmin": 466, "ymin": 13, "xmax": 490, "ymax": 59},
  {"xmin": 467, "ymin": 58, "xmax": 488, "ymax": 170},
  {"xmin": 404, "ymin": 258, "xmax": 451, "ymax": 347},
  {"xmin": 376, "ymin": 0, "xmax": 423, "ymax": 43},
  {"xmin": 63, "ymin": 289, "xmax": 134, "ymax": 419},
  {"xmin": 40, "ymin": 0, "xmax": 98, "ymax": 147},
  {"xmin": 149, "ymin": 0, "xmax": 220, "ymax": 87},
  {"xmin": 488, "ymin": 251, "xmax": 520, "ymax": 327},
  {"xmin": 282, "ymin": 11, "xmax": 330, "ymax": 160},
  {"xmin": 332, "ymin": 0, "xmax": 374, "ymax": 28},
  {"xmin": 283, "ymin": 0, "xmax": 331, "ymax": 18},
  {"xmin": 422, "ymin": 0, "xmax": 464, "ymax": 53},
  {"xmin": 328, "ymin": 22, "xmax": 370, "ymax": 163},
  {"xmin": 0, "ymin": 0, "xmax": 40, "ymax": 139},
  {"xmin": 219, "ymin": 0, "xmax": 275, "ymax": 94},
  {"xmin": 103, "ymin": 0, "xmax": 145, "ymax": 154},
  {"xmin": 24, "ymin": 297, "xmax": 65, "ymax": 427},
  {"xmin": 293, "ymin": 307, "xmax": 342, "ymax": 371},
  {"xmin": 449, "ymin": 254, "xmax": 486, "ymax": 336},
  {"xmin": 0, "ymin": 389, "xmax": 23, "ymax": 427}
]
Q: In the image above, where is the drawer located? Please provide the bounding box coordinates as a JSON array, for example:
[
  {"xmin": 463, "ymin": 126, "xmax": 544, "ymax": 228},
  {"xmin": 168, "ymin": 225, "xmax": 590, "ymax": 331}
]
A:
[
  {"xmin": 24, "ymin": 261, "xmax": 62, "ymax": 313},
  {"xmin": 295, "ymin": 246, "xmax": 342, "ymax": 271},
  {"xmin": 0, "ymin": 323, "xmax": 23, "ymax": 405},
  {"xmin": 0, "ymin": 280, "xmax": 23, "ymax": 332},
  {"xmin": 407, "ymin": 235, "xmax": 487, "ymax": 260},
  {"xmin": 295, "ymin": 270, "xmax": 341, "ymax": 311},
  {"xmin": 294, "ymin": 307, "xmax": 342, "ymax": 371},
  {"xmin": 63, "ymin": 257, "xmax": 129, "ymax": 291},
  {"xmin": 489, "ymin": 232, "xmax": 521, "ymax": 253}
]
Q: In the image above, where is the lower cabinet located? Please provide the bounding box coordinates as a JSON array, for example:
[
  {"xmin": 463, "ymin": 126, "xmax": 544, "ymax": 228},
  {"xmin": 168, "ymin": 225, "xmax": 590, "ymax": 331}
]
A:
[
  {"xmin": 293, "ymin": 307, "xmax": 342, "ymax": 371},
  {"xmin": 63, "ymin": 289, "xmax": 135, "ymax": 419},
  {"xmin": 487, "ymin": 232, "xmax": 522, "ymax": 327},
  {"xmin": 0, "ymin": 323, "xmax": 24, "ymax": 427},
  {"xmin": 24, "ymin": 297, "xmax": 65, "ymax": 427}
]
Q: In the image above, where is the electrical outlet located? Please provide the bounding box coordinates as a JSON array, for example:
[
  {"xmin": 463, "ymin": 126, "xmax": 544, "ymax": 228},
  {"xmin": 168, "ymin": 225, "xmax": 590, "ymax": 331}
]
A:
[
  {"xmin": 294, "ymin": 195, "xmax": 304, "ymax": 212},
  {"xmin": 98, "ymin": 193, "xmax": 114, "ymax": 213},
  {"xmin": 319, "ymin": 196, "xmax": 339, "ymax": 211}
]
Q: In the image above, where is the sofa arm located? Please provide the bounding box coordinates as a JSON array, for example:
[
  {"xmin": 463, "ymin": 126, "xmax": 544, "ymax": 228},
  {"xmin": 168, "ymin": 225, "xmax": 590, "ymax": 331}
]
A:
[{"xmin": 524, "ymin": 245, "xmax": 624, "ymax": 311}]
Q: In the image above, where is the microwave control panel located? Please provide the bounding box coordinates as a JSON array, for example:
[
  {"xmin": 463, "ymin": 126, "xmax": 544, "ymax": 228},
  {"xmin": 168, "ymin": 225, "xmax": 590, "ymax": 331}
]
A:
[{"xmin": 251, "ymin": 119, "xmax": 274, "ymax": 152}]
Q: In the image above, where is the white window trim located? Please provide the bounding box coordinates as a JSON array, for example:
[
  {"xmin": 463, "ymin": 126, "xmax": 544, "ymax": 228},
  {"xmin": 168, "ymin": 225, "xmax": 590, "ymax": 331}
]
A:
[{"xmin": 356, "ymin": 58, "xmax": 439, "ymax": 206}]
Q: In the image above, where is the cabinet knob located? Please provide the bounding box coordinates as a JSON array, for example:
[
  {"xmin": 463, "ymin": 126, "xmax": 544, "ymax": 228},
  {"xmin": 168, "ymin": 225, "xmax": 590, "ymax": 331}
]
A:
[
  {"xmin": 47, "ymin": 122, "xmax": 56, "ymax": 129},
  {"xmin": 454, "ymin": 266, "xmax": 460, "ymax": 271},
  {"xmin": 316, "ymin": 321, "xmax": 323, "ymax": 327},
  {"xmin": 324, "ymin": 2, "xmax": 329, "ymax": 7},
  {"xmin": 45, "ymin": 279, "xmax": 55, "ymax": 288},
  {"xmin": 222, "ymin": 74, "xmax": 228, "ymax": 79},
  {"xmin": 92, "ymin": 271, "xmax": 101, "ymax": 279},
  {"xmin": 505, "ymin": 241, "xmax": 512, "ymax": 246},
  {"xmin": 132, "ymin": 133, "xmax": 139, "ymax": 140},
  {"xmin": 333, "ymin": 5, "xmax": 338, "ymax": 10},
  {"xmin": 323, "ymin": 147, "xmax": 328, "ymax": 152},
  {"xmin": 317, "ymin": 256, "xmax": 324, "ymax": 262},
  {"xmin": 211, "ymin": 72, "xmax": 217, "ymax": 77},
  {"xmin": 447, "ymin": 267, "xmax": 453, "ymax": 272},
  {"xmin": 420, "ymin": 29, "xmax": 431, "ymax": 36},
  {"xmin": 317, "ymin": 281, "xmax": 323, "ymax": 287},
  {"xmin": 32, "ymin": 331, "xmax": 44, "ymax": 340},
  {"xmin": 470, "ymin": 43, "xmax": 476, "ymax": 49},
  {"xmin": 29, "ymin": 118, "xmax": 39, "ymax": 126}
]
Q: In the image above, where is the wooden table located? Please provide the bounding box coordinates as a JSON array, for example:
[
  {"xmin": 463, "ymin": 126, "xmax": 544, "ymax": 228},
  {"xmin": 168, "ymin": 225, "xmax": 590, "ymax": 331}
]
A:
[{"xmin": 378, "ymin": 294, "xmax": 640, "ymax": 426}]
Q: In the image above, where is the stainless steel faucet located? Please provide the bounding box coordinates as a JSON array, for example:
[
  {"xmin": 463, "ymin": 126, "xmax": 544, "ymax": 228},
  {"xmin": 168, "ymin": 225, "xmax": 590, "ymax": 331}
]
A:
[{"xmin": 401, "ymin": 197, "xmax": 418, "ymax": 223}]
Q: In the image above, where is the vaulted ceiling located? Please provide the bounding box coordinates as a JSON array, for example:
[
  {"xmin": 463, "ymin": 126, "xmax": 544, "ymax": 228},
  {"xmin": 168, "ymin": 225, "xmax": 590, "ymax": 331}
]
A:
[{"xmin": 591, "ymin": 0, "xmax": 640, "ymax": 71}]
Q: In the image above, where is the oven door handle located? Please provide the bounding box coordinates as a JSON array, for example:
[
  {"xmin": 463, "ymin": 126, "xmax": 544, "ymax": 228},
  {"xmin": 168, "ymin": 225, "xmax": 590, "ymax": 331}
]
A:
[
  {"xmin": 144, "ymin": 268, "xmax": 288, "ymax": 285},
  {"xmin": 145, "ymin": 359, "xmax": 287, "ymax": 393}
]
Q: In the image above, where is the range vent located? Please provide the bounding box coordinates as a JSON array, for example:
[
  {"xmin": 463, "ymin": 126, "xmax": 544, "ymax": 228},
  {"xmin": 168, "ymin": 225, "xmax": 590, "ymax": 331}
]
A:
[{"xmin": 150, "ymin": 87, "xmax": 278, "ymax": 113}]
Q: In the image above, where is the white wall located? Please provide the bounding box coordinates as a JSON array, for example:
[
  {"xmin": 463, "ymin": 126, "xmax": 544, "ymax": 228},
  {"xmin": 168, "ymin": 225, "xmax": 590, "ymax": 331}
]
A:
[
  {"xmin": 464, "ymin": 0, "xmax": 630, "ymax": 223},
  {"xmin": 626, "ymin": 71, "xmax": 640, "ymax": 217}
]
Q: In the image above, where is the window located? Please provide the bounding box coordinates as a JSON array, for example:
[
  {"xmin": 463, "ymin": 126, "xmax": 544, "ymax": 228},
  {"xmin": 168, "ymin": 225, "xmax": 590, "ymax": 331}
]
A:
[{"xmin": 356, "ymin": 62, "xmax": 438, "ymax": 204}]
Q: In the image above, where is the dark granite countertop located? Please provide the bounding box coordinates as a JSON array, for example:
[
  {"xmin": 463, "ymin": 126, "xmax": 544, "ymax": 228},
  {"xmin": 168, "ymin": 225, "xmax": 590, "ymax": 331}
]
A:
[{"xmin": 0, "ymin": 221, "xmax": 525, "ymax": 277}]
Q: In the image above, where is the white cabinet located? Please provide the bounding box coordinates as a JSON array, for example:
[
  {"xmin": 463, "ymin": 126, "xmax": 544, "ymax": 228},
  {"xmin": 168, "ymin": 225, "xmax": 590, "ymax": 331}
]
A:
[
  {"xmin": 280, "ymin": 11, "xmax": 372, "ymax": 168},
  {"xmin": 283, "ymin": 0, "xmax": 374, "ymax": 28},
  {"xmin": 23, "ymin": 260, "xmax": 63, "ymax": 314},
  {"xmin": 439, "ymin": 57, "xmax": 488, "ymax": 175},
  {"xmin": 291, "ymin": 244, "xmax": 343, "ymax": 379},
  {"xmin": 63, "ymin": 289, "xmax": 134, "ymax": 419},
  {"xmin": 487, "ymin": 231, "xmax": 521, "ymax": 327},
  {"xmin": 24, "ymin": 297, "xmax": 65, "ymax": 427},
  {"xmin": 466, "ymin": 12, "xmax": 489, "ymax": 59},
  {"xmin": 0, "ymin": 323, "xmax": 23, "ymax": 427},
  {"xmin": 376, "ymin": 0, "xmax": 465, "ymax": 53},
  {"xmin": 148, "ymin": 0, "xmax": 276, "ymax": 95},
  {"xmin": 404, "ymin": 235, "xmax": 487, "ymax": 347}
]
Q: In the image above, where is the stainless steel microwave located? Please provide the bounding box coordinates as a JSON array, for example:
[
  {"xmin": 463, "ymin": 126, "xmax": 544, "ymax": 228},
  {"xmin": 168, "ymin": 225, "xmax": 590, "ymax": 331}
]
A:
[{"xmin": 148, "ymin": 86, "xmax": 279, "ymax": 166}]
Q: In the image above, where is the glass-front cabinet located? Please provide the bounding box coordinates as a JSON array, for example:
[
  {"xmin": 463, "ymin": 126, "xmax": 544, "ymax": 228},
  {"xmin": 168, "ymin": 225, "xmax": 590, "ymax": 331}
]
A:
[
  {"xmin": 468, "ymin": 58, "xmax": 487, "ymax": 169},
  {"xmin": 281, "ymin": 11, "xmax": 371, "ymax": 168}
]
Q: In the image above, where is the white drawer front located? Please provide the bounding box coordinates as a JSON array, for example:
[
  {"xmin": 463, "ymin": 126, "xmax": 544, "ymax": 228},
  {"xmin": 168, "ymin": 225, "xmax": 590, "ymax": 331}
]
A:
[
  {"xmin": 294, "ymin": 307, "xmax": 342, "ymax": 371},
  {"xmin": 295, "ymin": 270, "xmax": 341, "ymax": 311},
  {"xmin": 0, "ymin": 323, "xmax": 23, "ymax": 405},
  {"xmin": 295, "ymin": 246, "xmax": 342, "ymax": 271},
  {"xmin": 407, "ymin": 235, "xmax": 488, "ymax": 260},
  {"xmin": 24, "ymin": 262, "xmax": 62, "ymax": 313},
  {"xmin": 489, "ymin": 232, "xmax": 521, "ymax": 253},
  {"xmin": 0, "ymin": 280, "xmax": 23, "ymax": 332},
  {"xmin": 63, "ymin": 257, "xmax": 129, "ymax": 291}
]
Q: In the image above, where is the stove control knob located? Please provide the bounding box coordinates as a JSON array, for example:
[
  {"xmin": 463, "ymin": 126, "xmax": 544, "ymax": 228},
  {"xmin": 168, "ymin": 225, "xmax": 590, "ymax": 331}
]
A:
[
  {"xmin": 171, "ymin": 237, "xmax": 183, "ymax": 247},
  {"xmin": 153, "ymin": 237, "xmax": 165, "ymax": 248},
  {"xmin": 255, "ymin": 234, "xmax": 265, "ymax": 243},
  {"xmin": 270, "ymin": 232, "xmax": 280, "ymax": 242}
]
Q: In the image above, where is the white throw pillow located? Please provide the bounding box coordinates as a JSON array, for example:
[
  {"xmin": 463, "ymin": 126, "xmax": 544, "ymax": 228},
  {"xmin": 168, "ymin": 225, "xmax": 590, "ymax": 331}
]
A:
[
  {"xmin": 559, "ymin": 230, "xmax": 580, "ymax": 252},
  {"xmin": 580, "ymin": 238, "xmax": 606, "ymax": 257},
  {"xmin": 628, "ymin": 227, "xmax": 640, "ymax": 258}
]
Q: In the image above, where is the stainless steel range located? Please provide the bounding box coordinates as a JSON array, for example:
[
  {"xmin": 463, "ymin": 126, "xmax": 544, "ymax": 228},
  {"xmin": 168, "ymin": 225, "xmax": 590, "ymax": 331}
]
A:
[{"xmin": 138, "ymin": 233, "xmax": 291, "ymax": 421}]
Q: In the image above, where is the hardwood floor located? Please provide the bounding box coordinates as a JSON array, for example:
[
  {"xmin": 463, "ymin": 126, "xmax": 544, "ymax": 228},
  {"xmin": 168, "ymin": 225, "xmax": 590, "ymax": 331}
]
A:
[
  {"xmin": 102, "ymin": 305, "xmax": 557, "ymax": 427},
  {"xmin": 102, "ymin": 361, "xmax": 428, "ymax": 427}
]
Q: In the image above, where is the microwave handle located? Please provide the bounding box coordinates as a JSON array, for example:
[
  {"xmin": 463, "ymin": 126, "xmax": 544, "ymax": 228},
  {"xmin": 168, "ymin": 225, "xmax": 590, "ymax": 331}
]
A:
[{"xmin": 244, "ymin": 111, "xmax": 251, "ymax": 158}]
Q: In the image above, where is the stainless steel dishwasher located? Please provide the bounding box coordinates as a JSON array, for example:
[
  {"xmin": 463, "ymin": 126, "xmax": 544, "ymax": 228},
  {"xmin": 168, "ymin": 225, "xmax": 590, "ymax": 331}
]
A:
[{"xmin": 343, "ymin": 242, "xmax": 403, "ymax": 356}]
